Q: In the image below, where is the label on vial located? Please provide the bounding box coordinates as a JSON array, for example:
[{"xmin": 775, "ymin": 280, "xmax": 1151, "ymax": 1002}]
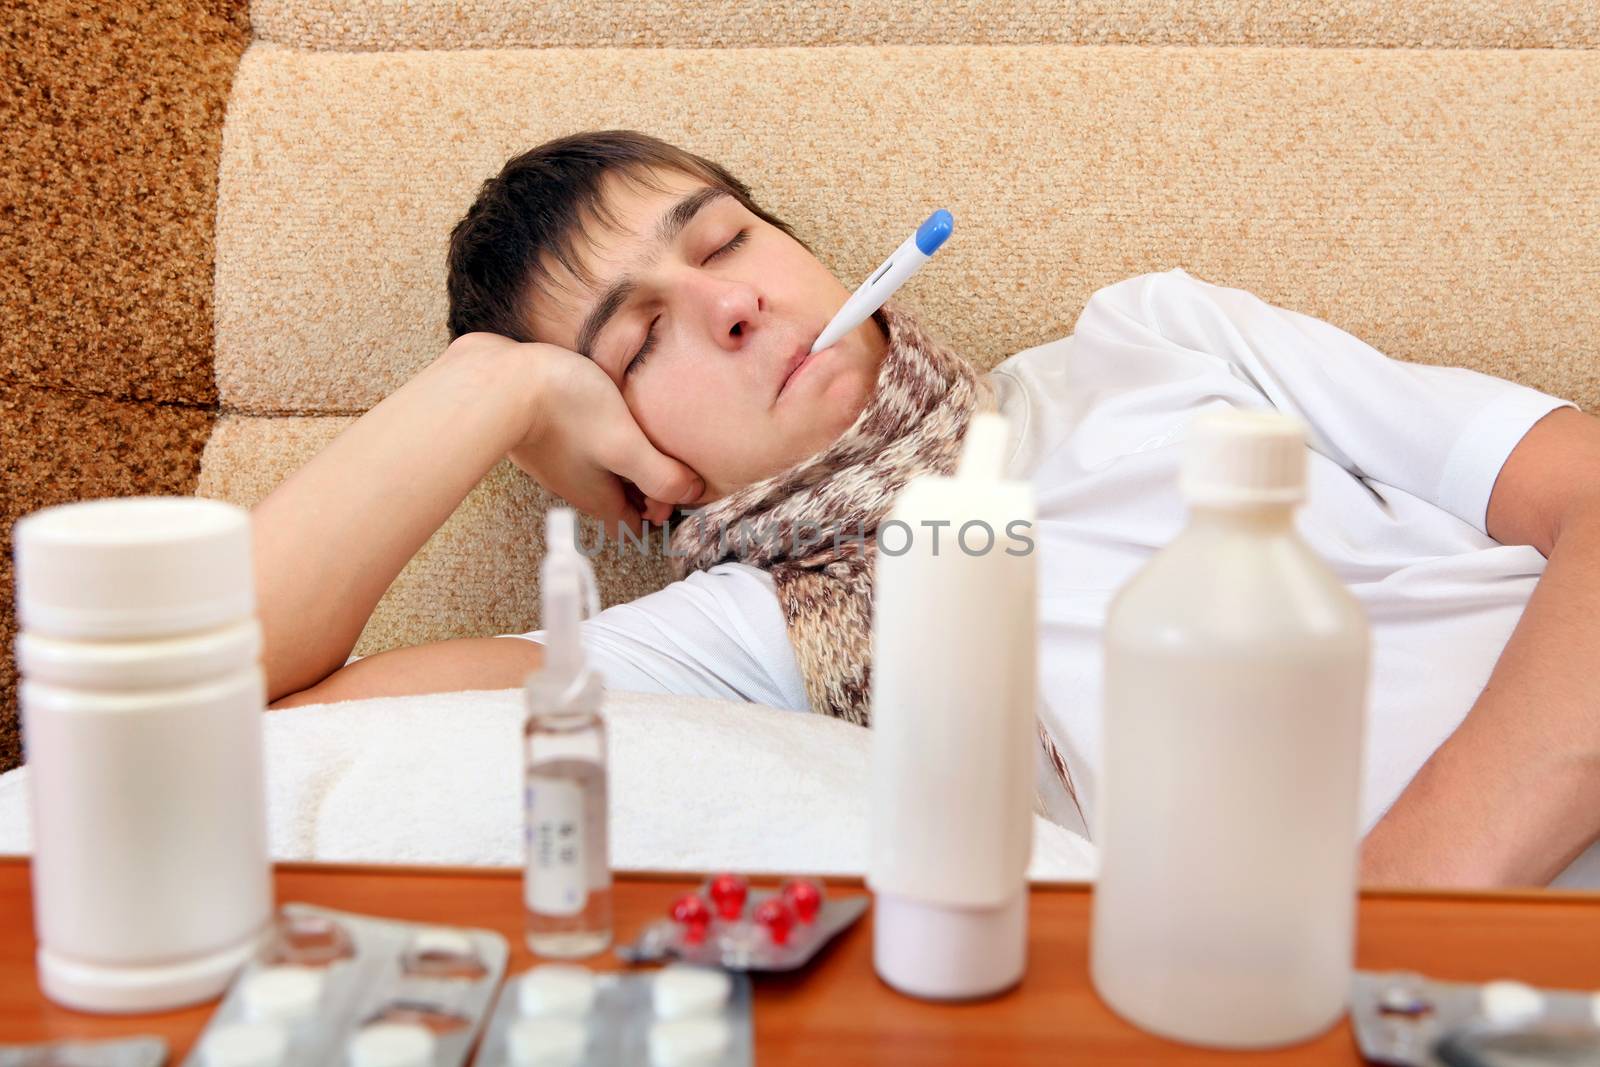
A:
[{"xmin": 526, "ymin": 776, "xmax": 588, "ymax": 918}]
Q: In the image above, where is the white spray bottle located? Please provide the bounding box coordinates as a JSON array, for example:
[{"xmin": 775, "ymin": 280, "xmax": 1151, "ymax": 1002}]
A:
[
  {"xmin": 523, "ymin": 508, "xmax": 612, "ymax": 958},
  {"xmin": 867, "ymin": 412, "xmax": 1038, "ymax": 999}
]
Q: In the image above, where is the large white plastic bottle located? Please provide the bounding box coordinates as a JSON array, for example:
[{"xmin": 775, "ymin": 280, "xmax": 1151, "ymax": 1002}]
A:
[
  {"xmin": 13, "ymin": 496, "xmax": 272, "ymax": 1013},
  {"xmin": 868, "ymin": 412, "xmax": 1038, "ymax": 1000},
  {"xmin": 1090, "ymin": 410, "xmax": 1369, "ymax": 1048}
]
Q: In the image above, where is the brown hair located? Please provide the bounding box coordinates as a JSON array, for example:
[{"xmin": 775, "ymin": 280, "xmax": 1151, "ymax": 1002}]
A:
[{"xmin": 445, "ymin": 129, "xmax": 804, "ymax": 342}]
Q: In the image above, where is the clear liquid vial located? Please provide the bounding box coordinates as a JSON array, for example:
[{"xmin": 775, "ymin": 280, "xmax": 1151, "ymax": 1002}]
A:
[{"xmin": 524, "ymin": 708, "xmax": 613, "ymax": 958}]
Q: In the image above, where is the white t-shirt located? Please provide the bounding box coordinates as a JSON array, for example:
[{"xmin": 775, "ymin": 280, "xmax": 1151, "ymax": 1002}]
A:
[{"xmin": 500, "ymin": 270, "xmax": 1579, "ymax": 858}]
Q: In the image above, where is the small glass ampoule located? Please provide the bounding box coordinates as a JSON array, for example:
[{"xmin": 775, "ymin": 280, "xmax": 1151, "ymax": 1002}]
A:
[
  {"xmin": 523, "ymin": 509, "xmax": 612, "ymax": 958},
  {"xmin": 524, "ymin": 700, "xmax": 612, "ymax": 957}
]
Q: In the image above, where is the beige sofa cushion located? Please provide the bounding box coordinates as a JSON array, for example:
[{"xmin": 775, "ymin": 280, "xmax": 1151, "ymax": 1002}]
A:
[
  {"xmin": 205, "ymin": 10, "xmax": 1600, "ymax": 655},
  {"xmin": 253, "ymin": 0, "xmax": 1600, "ymax": 50}
]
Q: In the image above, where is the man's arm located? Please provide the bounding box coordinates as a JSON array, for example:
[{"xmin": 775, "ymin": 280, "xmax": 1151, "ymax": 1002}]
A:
[
  {"xmin": 255, "ymin": 331, "xmax": 702, "ymax": 707},
  {"xmin": 267, "ymin": 637, "xmax": 543, "ymax": 709},
  {"xmin": 252, "ymin": 339, "xmax": 542, "ymax": 703},
  {"xmin": 1360, "ymin": 407, "xmax": 1600, "ymax": 886}
]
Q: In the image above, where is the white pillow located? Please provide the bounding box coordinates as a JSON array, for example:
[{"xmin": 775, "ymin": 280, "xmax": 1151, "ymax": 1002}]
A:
[{"xmin": 0, "ymin": 688, "xmax": 1098, "ymax": 881}]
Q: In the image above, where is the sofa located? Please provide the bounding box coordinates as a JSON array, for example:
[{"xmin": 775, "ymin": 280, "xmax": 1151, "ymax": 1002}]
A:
[{"xmin": 5, "ymin": 0, "xmax": 1599, "ymax": 776}]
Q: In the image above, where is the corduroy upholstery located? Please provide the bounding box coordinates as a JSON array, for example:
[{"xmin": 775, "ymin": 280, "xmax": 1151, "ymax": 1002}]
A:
[{"xmin": 1, "ymin": 1, "xmax": 250, "ymax": 772}]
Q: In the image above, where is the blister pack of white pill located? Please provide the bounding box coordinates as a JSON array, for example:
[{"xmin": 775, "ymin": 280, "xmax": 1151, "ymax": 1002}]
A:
[
  {"xmin": 0, "ymin": 1036, "xmax": 167, "ymax": 1067},
  {"xmin": 1351, "ymin": 969, "xmax": 1600, "ymax": 1066},
  {"xmin": 181, "ymin": 904, "xmax": 508, "ymax": 1067},
  {"xmin": 473, "ymin": 963, "xmax": 753, "ymax": 1067}
]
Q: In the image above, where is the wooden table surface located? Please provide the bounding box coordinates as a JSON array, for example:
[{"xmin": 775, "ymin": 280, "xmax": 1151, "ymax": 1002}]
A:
[{"xmin": 3, "ymin": 858, "xmax": 1599, "ymax": 1063}]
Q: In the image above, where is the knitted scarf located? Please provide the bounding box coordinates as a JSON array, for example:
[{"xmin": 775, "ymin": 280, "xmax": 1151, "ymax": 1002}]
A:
[{"xmin": 669, "ymin": 303, "xmax": 1079, "ymax": 811}]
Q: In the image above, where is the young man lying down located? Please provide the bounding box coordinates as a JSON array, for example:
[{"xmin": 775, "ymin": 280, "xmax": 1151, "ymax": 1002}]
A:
[{"xmin": 255, "ymin": 130, "xmax": 1600, "ymax": 889}]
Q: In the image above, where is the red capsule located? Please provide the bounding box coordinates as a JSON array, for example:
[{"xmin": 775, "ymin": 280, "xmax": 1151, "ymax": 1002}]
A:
[
  {"xmin": 670, "ymin": 894, "xmax": 712, "ymax": 944},
  {"xmin": 780, "ymin": 879, "xmax": 824, "ymax": 924},
  {"xmin": 753, "ymin": 897, "xmax": 795, "ymax": 945},
  {"xmin": 707, "ymin": 873, "xmax": 749, "ymax": 920}
]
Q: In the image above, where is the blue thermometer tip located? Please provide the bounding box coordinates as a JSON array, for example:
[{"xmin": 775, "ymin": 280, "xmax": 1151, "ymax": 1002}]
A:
[{"xmin": 915, "ymin": 209, "xmax": 954, "ymax": 255}]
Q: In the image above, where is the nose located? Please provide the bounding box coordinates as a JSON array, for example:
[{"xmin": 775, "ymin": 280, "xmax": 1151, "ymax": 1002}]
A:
[{"xmin": 699, "ymin": 277, "xmax": 763, "ymax": 354}]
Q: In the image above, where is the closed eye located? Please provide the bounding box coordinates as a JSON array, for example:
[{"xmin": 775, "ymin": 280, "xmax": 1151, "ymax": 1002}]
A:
[
  {"xmin": 625, "ymin": 316, "xmax": 660, "ymax": 377},
  {"xmin": 706, "ymin": 228, "xmax": 750, "ymax": 263},
  {"xmin": 624, "ymin": 229, "xmax": 751, "ymax": 377}
]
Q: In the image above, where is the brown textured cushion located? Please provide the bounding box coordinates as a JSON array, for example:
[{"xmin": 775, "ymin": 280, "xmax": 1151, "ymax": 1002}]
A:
[
  {"xmin": 0, "ymin": 386, "xmax": 218, "ymax": 773},
  {"xmin": 0, "ymin": 0, "xmax": 249, "ymax": 773}
]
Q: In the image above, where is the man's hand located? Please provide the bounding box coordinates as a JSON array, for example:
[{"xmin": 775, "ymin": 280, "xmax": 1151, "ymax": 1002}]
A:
[{"xmin": 447, "ymin": 333, "xmax": 705, "ymax": 533}]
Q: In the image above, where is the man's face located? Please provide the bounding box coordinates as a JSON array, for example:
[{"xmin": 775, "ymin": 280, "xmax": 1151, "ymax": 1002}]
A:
[{"xmin": 525, "ymin": 169, "xmax": 888, "ymax": 502}]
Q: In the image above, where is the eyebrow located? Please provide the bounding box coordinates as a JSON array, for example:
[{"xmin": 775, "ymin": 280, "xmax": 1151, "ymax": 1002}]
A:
[{"xmin": 573, "ymin": 186, "xmax": 733, "ymax": 360}]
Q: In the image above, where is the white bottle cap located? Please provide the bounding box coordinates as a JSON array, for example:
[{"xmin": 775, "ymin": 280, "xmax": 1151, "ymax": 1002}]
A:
[
  {"xmin": 648, "ymin": 1017, "xmax": 732, "ymax": 1067},
  {"xmin": 347, "ymin": 1022, "xmax": 437, "ymax": 1067},
  {"xmin": 507, "ymin": 1016, "xmax": 589, "ymax": 1066},
  {"xmin": 201, "ymin": 1022, "xmax": 289, "ymax": 1067},
  {"xmin": 519, "ymin": 964, "xmax": 598, "ymax": 1017},
  {"xmin": 1179, "ymin": 410, "xmax": 1307, "ymax": 507},
  {"xmin": 241, "ymin": 966, "xmax": 324, "ymax": 1023},
  {"xmin": 652, "ymin": 964, "xmax": 732, "ymax": 1019},
  {"xmin": 13, "ymin": 496, "xmax": 255, "ymax": 639}
]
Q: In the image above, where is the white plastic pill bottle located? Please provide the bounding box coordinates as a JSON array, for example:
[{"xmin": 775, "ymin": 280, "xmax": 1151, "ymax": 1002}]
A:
[
  {"xmin": 13, "ymin": 496, "xmax": 273, "ymax": 1013},
  {"xmin": 1090, "ymin": 411, "xmax": 1370, "ymax": 1049}
]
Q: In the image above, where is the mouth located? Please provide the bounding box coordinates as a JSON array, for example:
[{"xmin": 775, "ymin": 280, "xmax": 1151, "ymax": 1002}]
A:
[{"xmin": 778, "ymin": 337, "xmax": 834, "ymax": 398}]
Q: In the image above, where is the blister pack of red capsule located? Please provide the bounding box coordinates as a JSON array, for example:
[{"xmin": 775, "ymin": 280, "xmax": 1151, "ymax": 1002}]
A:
[
  {"xmin": 180, "ymin": 904, "xmax": 507, "ymax": 1067},
  {"xmin": 1351, "ymin": 970, "xmax": 1600, "ymax": 1066},
  {"xmin": 0, "ymin": 1037, "xmax": 167, "ymax": 1067},
  {"xmin": 615, "ymin": 875, "xmax": 867, "ymax": 971},
  {"xmin": 474, "ymin": 962, "xmax": 753, "ymax": 1067}
]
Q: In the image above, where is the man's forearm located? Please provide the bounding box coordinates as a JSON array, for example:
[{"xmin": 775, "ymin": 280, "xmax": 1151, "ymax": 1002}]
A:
[
  {"xmin": 251, "ymin": 343, "xmax": 538, "ymax": 702},
  {"xmin": 1361, "ymin": 504, "xmax": 1600, "ymax": 886}
]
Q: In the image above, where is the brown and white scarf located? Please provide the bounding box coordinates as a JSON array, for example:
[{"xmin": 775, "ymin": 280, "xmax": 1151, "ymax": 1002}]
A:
[{"xmin": 669, "ymin": 302, "xmax": 1079, "ymax": 814}]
